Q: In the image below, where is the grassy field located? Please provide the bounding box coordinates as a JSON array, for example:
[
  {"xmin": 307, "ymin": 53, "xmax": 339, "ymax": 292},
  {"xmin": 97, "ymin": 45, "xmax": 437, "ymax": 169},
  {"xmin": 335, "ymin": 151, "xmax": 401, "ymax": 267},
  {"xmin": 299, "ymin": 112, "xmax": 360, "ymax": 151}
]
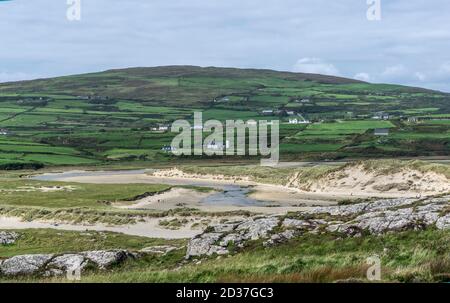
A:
[
  {"xmin": 0, "ymin": 229, "xmax": 186, "ymax": 258},
  {"xmin": 2, "ymin": 228, "xmax": 449, "ymax": 283},
  {"xmin": 0, "ymin": 66, "xmax": 448, "ymax": 167}
]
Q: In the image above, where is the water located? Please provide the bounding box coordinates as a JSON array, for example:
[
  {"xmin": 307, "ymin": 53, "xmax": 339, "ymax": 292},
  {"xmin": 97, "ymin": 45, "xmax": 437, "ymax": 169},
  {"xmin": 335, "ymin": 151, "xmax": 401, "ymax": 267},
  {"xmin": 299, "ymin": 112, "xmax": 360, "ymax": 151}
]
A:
[
  {"xmin": 31, "ymin": 170, "xmax": 267, "ymax": 207},
  {"xmin": 202, "ymin": 185, "xmax": 265, "ymax": 206}
]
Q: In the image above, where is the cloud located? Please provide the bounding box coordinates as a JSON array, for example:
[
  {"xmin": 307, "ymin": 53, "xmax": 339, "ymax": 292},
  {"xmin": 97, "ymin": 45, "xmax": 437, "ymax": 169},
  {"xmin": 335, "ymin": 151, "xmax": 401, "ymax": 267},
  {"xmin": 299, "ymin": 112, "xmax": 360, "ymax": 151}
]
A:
[
  {"xmin": 0, "ymin": 0, "xmax": 450, "ymax": 91},
  {"xmin": 354, "ymin": 72, "xmax": 370, "ymax": 82},
  {"xmin": 438, "ymin": 62, "xmax": 450, "ymax": 75},
  {"xmin": 292, "ymin": 58, "xmax": 340, "ymax": 76},
  {"xmin": 414, "ymin": 72, "xmax": 426, "ymax": 82},
  {"xmin": 381, "ymin": 65, "xmax": 408, "ymax": 78}
]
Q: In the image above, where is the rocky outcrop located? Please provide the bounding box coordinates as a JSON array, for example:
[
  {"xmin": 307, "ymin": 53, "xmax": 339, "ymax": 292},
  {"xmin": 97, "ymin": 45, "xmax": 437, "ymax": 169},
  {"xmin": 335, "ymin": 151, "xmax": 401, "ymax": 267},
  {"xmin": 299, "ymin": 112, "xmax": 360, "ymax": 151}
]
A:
[
  {"xmin": 186, "ymin": 195, "xmax": 450, "ymax": 258},
  {"xmin": 0, "ymin": 250, "xmax": 134, "ymax": 277},
  {"xmin": 0, "ymin": 254, "xmax": 54, "ymax": 276},
  {"xmin": 0, "ymin": 231, "xmax": 20, "ymax": 245}
]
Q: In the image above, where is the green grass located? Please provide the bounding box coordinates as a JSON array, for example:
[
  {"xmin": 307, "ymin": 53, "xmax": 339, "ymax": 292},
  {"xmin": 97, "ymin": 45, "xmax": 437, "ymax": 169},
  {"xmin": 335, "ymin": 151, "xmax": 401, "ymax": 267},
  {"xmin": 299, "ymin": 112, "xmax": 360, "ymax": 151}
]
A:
[
  {"xmin": 0, "ymin": 229, "xmax": 186, "ymax": 258},
  {"xmin": 0, "ymin": 66, "xmax": 448, "ymax": 166},
  {"xmin": 5, "ymin": 228, "xmax": 449, "ymax": 283},
  {"xmin": 0, "ymin": 179, "xmax": 171, "ymax": 208}
]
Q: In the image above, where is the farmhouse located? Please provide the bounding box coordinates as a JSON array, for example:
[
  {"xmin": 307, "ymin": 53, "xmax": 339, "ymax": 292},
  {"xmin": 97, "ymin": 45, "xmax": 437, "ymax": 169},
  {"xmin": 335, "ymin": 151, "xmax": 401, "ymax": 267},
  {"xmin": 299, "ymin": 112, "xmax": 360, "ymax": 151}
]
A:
[
  {"xmin": 372, "ymin": 112, "xmax": 390, "ymax": 120},
  {"xmin": 0, "ymin": 129, "xmax": 9, "ymax": 135},
  {"xmin": 161, "ymin": 145, "xmax": 177, "ymax": 152},
  {"xmin": 289, "ymin": 114, "xmax": 311, "ymax": 124},
  {"xmin": 374, "ymin": 128, "xmax": 390, "ymax": 136}
]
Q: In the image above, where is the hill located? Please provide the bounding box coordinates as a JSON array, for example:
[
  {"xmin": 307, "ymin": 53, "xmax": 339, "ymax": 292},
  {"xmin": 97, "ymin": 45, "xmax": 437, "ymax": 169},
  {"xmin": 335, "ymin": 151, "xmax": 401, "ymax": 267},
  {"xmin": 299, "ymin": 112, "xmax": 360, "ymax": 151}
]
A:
[{"xmin": 0, "ymin": 66, "xmax": 449, "ymax": 167}]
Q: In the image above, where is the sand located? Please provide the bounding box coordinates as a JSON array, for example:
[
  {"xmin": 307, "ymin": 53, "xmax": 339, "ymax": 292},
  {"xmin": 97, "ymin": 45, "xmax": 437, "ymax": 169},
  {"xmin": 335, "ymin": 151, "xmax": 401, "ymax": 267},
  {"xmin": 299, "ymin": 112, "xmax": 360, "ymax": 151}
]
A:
[
  {"xmin": 301, "ymin": 165, "xmax": 450, "ymax": 197},
  {"xmin": 0, "ymin": 216, "xmax": 200, "ymax": 239}
]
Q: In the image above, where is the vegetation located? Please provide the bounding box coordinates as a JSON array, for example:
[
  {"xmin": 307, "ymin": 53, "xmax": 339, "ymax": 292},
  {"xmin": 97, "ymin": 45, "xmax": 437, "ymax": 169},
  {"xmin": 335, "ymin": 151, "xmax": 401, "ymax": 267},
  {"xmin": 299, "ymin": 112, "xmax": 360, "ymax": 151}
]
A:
[
  {"xmin": 0, "ymin": 229, "xmax": 185, "ymax": 258},
  {"xmin": 0, "ymin": 66, "xmax": 449, "ymax": 168},
  {"xmin": 3, "ymin": 228, "xmax": 449, "ymax": 283}
]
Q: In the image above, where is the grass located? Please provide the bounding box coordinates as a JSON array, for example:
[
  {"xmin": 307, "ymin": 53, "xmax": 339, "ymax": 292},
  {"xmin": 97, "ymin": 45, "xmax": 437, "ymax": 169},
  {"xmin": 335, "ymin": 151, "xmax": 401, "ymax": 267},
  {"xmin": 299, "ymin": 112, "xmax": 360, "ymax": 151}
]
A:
[
  {"xmin": 0, "ymin": 66, "xmax": 448, "ymax": 166},
  {"xmin": 4, "ymin": 228, "xmax": 449, "ymax": 283},
  {"xmin": 0, "ymin": 179, "xmax": 171, "ymax": 209},
  {"xmin": 0, "ymin": 229, "xmax": 186, "ymax": 258}
]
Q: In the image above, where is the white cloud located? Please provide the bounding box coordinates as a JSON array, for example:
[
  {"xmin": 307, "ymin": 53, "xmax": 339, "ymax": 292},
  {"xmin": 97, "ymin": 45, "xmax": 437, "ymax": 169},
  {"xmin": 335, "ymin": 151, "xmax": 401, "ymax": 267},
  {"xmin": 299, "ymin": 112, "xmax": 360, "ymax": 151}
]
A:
[
  {"xmin": 292, "ymin": 58, "xmax": 340, "ymax": 76},
  {"xmin": 354, "ymin": 72, "xmax": 371, "ymax": 82},
  {"xmin": 438, "ymin": 62, "xmax": 450, "ymax": 74},
  {"xmin": 414, "ymin": 72, "xmax": 426, "ymax": 81},
  {"xmin": 382, "ymin": 65, "xmax": 408, "ymax": 77}
]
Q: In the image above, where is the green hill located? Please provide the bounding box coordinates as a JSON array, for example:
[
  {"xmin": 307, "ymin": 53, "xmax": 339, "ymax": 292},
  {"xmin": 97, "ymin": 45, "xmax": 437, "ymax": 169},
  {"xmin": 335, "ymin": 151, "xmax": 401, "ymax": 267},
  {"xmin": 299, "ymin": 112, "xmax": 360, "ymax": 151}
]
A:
[{"xmin": 0, "ymin": 66, "xmax": 449, "ymax": 167}]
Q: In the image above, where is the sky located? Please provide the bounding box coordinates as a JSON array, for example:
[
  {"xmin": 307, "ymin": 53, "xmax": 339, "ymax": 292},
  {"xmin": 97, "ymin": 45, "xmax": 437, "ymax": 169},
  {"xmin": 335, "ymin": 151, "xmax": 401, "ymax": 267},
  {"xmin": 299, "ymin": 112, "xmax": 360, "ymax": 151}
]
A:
[{"xmin": 0, "ymin": 0, "xmax": 450, "ymax": 92}]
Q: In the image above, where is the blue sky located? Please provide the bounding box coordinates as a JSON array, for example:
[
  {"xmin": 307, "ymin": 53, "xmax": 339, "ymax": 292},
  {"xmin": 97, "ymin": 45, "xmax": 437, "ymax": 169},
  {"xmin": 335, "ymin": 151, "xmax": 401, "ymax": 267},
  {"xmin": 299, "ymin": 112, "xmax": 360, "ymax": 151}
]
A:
[{"xmin": 1, "ymin": 0, "xmax": 450, "ymax": 91}]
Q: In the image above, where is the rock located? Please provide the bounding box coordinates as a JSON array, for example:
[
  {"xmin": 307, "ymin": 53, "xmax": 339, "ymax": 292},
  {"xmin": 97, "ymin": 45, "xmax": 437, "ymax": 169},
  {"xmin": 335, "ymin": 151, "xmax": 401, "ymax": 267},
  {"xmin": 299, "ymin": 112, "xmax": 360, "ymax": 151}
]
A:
[
  {"xmin": 186, "ymin": 233, "xmax": 223, "ymax": 258},
  {"xmin": 186, "ymin": 217, "xmax": 281, "ymax": 258},
  {"xmin": 219, "ymin": 233, "xmax": 246, "ymax": 247},
  {"xmin": 0, "ymin": 250, "xmax": 139, "ymax": 277},
  {"xmin": 44, "ymin": 254, "xmax": 88, "ymax": 277},
  {"xmin": 263, "ymin": 230, "xmax": 296, "ymax": 247},
  {"xmin": 236, "ymin": 217, "xmax": 279, "ymax": 240},
  {"xmin": 0, "ymin": 231, "xmax": 20, "ymax": 245},
  {"xmin": 212, "ymin": 223, "xmax": 238, "ymax": 233},
  {"xmin": 308, "ymin": 198, "xmax": 417, "ymax": 217},
  {"xmin": 0, "ymin": 254, "xmax": 53, "ymax": 276},
  {"xmin": 82, "ymin": 250, "xmax": 131, "ymax": 269},
  {"xmin": 436, "ymin": 214, "xmax": 450, "ymax": 230},
  {"xmin": 184, "ymin": 195, "xmax": 450, "ymax": 258}
]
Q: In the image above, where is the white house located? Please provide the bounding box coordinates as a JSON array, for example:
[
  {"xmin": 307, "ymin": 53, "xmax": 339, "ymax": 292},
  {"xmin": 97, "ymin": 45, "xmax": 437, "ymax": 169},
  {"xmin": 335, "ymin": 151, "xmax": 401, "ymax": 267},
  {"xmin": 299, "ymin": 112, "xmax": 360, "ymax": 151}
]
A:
[
  {"xmin": 374, "ymin": 128, "xmax": 390, "ymax": 136},
  {"xmin": 290, "ymin": 114, "xmax": 311, "ymax": 124},
  {"xmin": 161, "ymin": 145, "xmax": 177, "ymax": 152}
]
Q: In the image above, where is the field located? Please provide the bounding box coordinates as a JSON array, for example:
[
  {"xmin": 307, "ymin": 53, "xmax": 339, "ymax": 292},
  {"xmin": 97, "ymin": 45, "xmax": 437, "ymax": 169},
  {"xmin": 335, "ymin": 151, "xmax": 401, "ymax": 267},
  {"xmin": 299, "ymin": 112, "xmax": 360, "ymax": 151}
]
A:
[
  {"xmin": 2, "ymin": 228, "xmax": 449, "ymax": 283},
  {"xmin": 0, "ymin": 66, "xmax": 449, "ymax": 168}
]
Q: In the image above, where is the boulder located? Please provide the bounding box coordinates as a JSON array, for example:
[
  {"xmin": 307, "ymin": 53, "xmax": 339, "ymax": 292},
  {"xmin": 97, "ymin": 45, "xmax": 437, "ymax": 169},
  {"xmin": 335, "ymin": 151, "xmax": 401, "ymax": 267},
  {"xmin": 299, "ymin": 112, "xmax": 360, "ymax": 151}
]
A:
[
  {"xmin": 82, "ymin": 250, "xmax": 131, "ymax": 269},
  {"xmin": 0, "ymin": 254, "xmax": 53, "ymax": 276},
  {"xmin": 0, "ymin": 231, "xmax": 20, "ymax": 245},
  {"xmin": 186, "ymin": 233, "xmax": 223, "ymax": 258}
]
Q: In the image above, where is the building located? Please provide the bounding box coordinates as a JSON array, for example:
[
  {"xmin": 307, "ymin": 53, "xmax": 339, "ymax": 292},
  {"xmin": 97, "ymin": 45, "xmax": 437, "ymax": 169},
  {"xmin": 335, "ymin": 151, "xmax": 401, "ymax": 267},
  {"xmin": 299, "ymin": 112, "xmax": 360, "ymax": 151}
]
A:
[
  {"xmin": 374, "ymin": 128, "xmax": 390, "ymax": 136},
  {"xmin": 0, "ymin": 129, "xmax": 9, "ymax": 135},
  {"xmin": 161, "ymin": 146, "xmax": 177, "ymax": 152},
  {"xmin": 289, "ymin": 113, "xmax": 311, "ymax": 124},
  {"xmin": 261, "ymin": 110, "xmax": 274, "ymax": 116},
  {"xmin": 373, "ymin": 112, "xmax": 390, "ymax": 120}
]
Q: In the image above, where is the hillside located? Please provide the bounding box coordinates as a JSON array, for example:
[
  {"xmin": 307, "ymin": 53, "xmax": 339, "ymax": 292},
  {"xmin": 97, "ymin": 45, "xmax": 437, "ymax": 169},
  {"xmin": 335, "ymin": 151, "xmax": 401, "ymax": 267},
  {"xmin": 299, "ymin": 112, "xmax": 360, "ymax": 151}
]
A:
[{"xmin": 0, "ymin": 66, "xmax": 449, "ymax": 168}]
